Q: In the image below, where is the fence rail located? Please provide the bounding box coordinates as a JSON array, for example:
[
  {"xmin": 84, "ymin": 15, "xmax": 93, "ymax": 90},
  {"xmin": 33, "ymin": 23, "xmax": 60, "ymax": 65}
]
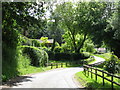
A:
[
  {"xmin": 83, "ymin": 65, "xmax": 120, "ymax": 89},
  {"xmin": 45, "ymin": 61, "xmax": 85, "ymax": 69}
]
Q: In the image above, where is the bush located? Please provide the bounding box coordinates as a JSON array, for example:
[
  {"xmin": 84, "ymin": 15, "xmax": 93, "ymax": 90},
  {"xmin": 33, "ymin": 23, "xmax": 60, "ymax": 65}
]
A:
[
  {"xmin": 30, "ymin": 39, "xmax": 41, "ymax": 47},
  {"xmin": 104, "ymin": 54, "xmax": 120, "ymax": 74},
  {"xmin": 85, "ymin": 43, "xmax": 96, "ymax": 53},
  {"xmin": 21, "ymin": 46, "xmax": 48, "ymax": 67},
  {"xmin": 47, "ymin": 51, "xmax": 90, "ymax": 61},
  {"xmin": 54, "ymin": 46, "xmax": 62, "ymax": 53},
  {"xmin": 2, "ymin": 42, "xmax": 19, "ymax": 81},
  {"xmin": 20, "ymin": 35, "xmax": 31, "ymax": 46},
  {"xmin": 54, "ymin": 53, "xmax": 72, "ymax": 61},
  {"xmin": 61, "ymin": 43, "xmax": 71, "ymax": 53},
  {"xmin": 38, "ymin": 46, "xmax": 50, "ymax": 52},
  {"xmin": 71, "ymin": 53, "xmax": 83, "ymax": 60},
  {"xmin": 17, "ymin": 48, "xmax": 31, "ymax": 69},
  {"xmin": 55, "ymin": 42, "xmax": 60, "ymax": 47},
  {"xmin": 47, "ymin": 51, "xmax": 55, "ymax": 60},
  {"xmin": 81, "ymin": 52, "xmax": 90, "ymax": 59}
]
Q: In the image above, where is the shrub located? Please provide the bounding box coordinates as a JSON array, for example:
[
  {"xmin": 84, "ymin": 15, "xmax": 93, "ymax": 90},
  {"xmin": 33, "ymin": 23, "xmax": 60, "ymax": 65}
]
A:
[
  {"xmin": 47, "ymin": 51, "xmax": 55, "ymax": 60},
  {"xmin": 20, "ymin": 35, "xmax": 32, "ymax": 46},
  {"xmin": 2, "ymin": 42, "xmax": 19, "ymax": 81},
  {"xmin": 104, "ymin": 54, "xmax": 120, "ymax": 74},
  {"xmin": 61, "ymin": 43, "xmax": 71, "ymax": 53},
  {"xmin": 21, "ymin": 46, "xmax": 48, "ymax": 67},
  {"xmin": 85, "ymin": 43, "xmax": 96, "ymax": 53},
  {"xmin": 54, "ymin": 46, "xmax": 62, "ymax": 53},
  {"xmin": 54, "ymin": 53, "xmax": 72, "ymax": 61},
  {"xmin": 38, "ymin": 46, "xmax": 50, "ymax": 52},
  {"xmin": 55, "ymin": 42, "xmax": 60, "ymax": 47},
  {"xmin": 47, "ymin": 51, "xmax": 89, "ymax": 61},
  {"xmin": 17, "ymin": 48, "xmax": 31, "ymax": 69},
  {"xmin": 30, "ymin": 39, "xmax": 41, "ymax": 47},
  {"xmin": 71, "ymin": 53, "xmax": 83, "ymax": 60},
  {"xmin": 81, "ymin": 52, "xmax": 90, "ymax": 59}
]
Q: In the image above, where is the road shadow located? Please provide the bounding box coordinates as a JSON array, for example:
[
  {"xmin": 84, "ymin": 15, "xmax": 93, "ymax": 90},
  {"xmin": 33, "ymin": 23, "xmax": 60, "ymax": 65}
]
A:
[{"xmin": 2, "ymin": 75, "xmax": 33, "ymax": 87}]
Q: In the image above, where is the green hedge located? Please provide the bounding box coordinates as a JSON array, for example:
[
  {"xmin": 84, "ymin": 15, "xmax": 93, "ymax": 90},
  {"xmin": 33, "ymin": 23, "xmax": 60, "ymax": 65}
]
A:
[
  {"xmin": 47, "ymin": 51, "xmax": 90, "ymax": 61},
  {"xmin": 30, "ymin": 39, "xmax": 41, "ymax": 47},
  {"xmin": 2, "ymin": 43, "xmax": 19, "ymax": 81},
  {"xmin": 21, "ymin": 46, "xmax": 48, "ymax": 67}
]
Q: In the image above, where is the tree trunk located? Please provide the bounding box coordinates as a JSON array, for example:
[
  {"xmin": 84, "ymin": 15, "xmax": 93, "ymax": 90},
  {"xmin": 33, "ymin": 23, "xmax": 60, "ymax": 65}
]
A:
[
  {"xmin": 76, "ymin": 33, "xmax": 87, "ymax": 53},
  {"xmin": 72, "ymin": 34, "xmax": 77, "ymax": 53}
]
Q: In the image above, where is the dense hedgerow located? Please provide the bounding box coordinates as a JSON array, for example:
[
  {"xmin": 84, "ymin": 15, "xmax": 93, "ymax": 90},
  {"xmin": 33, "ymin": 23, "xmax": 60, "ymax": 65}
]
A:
[
  {"xmin": 2, "ymin": 42, "xmax": 19, "ymax": 81},
  {"xmin": 47, "ymin": 51, "xmax": 90, "ymax": 61},
  {"xmin": 21, "ymin": 45, "xmax": 48, "ymax": 67}
]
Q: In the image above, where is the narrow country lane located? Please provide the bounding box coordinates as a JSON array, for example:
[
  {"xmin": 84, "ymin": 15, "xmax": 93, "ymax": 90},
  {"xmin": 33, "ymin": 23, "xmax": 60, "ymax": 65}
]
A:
[
  {"xmin": 92, "ymin": 56, "xmax": 105, "ymax": 64},
  {"xmin": 12, "ymin": 67, "xmax": 83, "ymax": 88},
  {"xmin": 3, "ymin": 56, "xmax": 105, "ymax": 89}
]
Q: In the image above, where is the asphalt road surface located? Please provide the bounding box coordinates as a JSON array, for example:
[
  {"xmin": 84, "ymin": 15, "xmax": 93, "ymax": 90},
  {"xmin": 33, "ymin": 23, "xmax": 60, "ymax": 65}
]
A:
[
  {"xmin": 12, "ymin": 67, "xmax": 83, "ymax": 88},
  {"xmin": 4, "ymin": 56, "xmax": 105, "ymax": 88}
]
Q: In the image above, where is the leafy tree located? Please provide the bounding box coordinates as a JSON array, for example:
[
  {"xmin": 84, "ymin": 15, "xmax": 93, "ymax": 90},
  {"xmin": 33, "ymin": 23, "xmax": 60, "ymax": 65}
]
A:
[
  {"xmin": 45, "ymin": 9, "xmax": 64, "ymax": 51},
  {"xmin": 2, "ymin": 2, "xmax": 46, "ymax": 81},
  {"xmin": 81, "ymin": 39, "xmax": 96, "ymax": 53},
  {"xmin": 53, "ymin": 2, "xmax": 109, "ymax": 53},
  {"xmin": 2, "ymin": 2, "xmax": 46, "ymax": 45},
  {"xmin": 53, "ymin": 2, "xmax": 88, "ymax": 53},
  {"xmin": 104, "ymin": 2, "xmax": 120, "ymax": 57}
]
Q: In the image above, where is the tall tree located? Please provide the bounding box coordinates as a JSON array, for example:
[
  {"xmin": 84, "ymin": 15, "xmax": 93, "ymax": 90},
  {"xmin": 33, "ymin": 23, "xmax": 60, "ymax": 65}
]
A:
[
  {"xmin": 53, "ymin": 2, "xmax": 109, "ymax": 53},
  {"xmin": 2, "ymin": 2, "xmax": 46, "ymax": 80},
  {"xmin": 2, "ymin": 2, "xmax": 46, "ymax": 46},
  {"xmin": 104, "ymin": 2, "xmax": 120, "ymax": 57},
  {"xmin": 54, "ymin": 2, "xmax": 86, "ymax": 53}
]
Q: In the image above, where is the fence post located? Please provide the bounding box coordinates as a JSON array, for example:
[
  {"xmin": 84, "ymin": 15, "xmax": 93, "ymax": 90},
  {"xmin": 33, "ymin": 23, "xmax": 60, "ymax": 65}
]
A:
[
  {"xmin": 102, "ymin": 71, "xmax": 105, "ymax": 86},
  {"xmin": 56, "ymin": 63, "xmax": 58, "ymax": 68},
  {"xmin": 111, "ymin": 75, "xmax": 113, "ymax": 90},
  {"xmin": 95, "ymin": 69, "xmax": 97, "ymax": 81},
  {"xmin": 61, "ymin": 63, "xmax": 63, "ymax": 67},
  {"xmin": 51, "ymin": 63, "xmax": 53, "ymax": 69},
  {"xmin": 66, "ymin": 62, "xmax": 67, "ymax": 67}
]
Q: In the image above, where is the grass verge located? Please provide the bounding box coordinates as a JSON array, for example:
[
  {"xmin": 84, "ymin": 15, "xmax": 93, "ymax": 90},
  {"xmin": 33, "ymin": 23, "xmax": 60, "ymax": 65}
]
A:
[
  {"xmin": 94, "ymin": 53, "xmax": 112, "ymax": 60},
  {"xmin": 18, "ymin": 66, "xmax": 52, "ymax": 75},
  {"xmin": 75, "ymin": 70, "xmax": 120, "ymax": 90}
]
